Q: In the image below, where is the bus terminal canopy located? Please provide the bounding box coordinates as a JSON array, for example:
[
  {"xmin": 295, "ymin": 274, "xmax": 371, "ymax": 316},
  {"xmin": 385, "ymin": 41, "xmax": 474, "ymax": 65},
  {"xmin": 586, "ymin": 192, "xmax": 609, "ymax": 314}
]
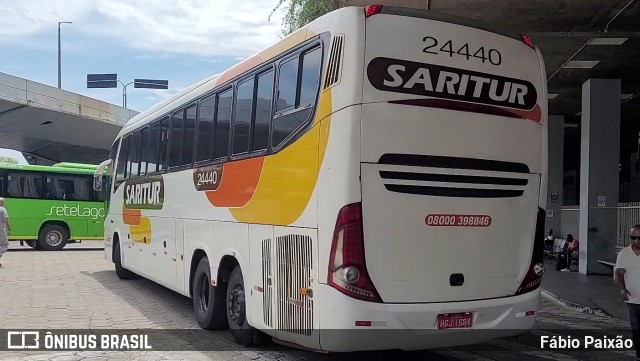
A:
[
  {"xmin": 0, "ymin": 72, "xmax": 138, "ymax": 164},
  {"xmin": 346, "ymin": 0, "xmax": 640, "ymax": 126}
]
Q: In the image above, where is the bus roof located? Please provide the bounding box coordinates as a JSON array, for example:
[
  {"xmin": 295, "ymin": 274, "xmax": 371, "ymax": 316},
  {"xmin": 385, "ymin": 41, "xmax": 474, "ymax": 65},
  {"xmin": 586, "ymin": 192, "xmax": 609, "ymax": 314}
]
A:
[
  {"xmin": 377, "ymin": 6, "xmax": 521, "ymax": 41},
  {"xmin": 0, "ymin": 163, "xmax": 99, "ymax": 175},
  {"xmin": 53, "ymin": 162, "xmax": 100, "ymax": 170}
]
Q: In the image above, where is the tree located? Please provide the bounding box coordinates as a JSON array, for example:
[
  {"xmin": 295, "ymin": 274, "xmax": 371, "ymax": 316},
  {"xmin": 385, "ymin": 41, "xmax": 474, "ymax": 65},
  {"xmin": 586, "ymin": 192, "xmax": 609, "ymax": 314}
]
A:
[{"xmin": 270, "ymin": 0, "xmax": 345, "ymax": 36}]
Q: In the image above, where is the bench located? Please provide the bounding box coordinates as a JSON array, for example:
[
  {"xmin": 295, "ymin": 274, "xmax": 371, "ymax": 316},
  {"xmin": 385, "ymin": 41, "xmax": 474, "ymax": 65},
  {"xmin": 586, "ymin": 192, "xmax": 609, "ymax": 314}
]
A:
[
  {"xmin": 597, "ymin": 260, "xmax": 615, "ymax": 267},
  {"xmin": 544, "ymin": 238, "xmax": 566, "ymax": 259},
  {"xmin": 596, "ymin": 259, "xmax": 616, "ymax": 279},
  {"xmin": 597, "ymin": 246, "xmax": 625, "ymax": 277}
]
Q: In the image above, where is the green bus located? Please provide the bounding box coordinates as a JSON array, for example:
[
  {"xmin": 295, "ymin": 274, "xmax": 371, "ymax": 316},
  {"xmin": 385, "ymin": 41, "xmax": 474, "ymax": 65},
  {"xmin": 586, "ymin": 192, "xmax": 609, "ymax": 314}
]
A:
[{"xmin": 0, "ymin": 162, "xmax": 107, "ymax": 250}]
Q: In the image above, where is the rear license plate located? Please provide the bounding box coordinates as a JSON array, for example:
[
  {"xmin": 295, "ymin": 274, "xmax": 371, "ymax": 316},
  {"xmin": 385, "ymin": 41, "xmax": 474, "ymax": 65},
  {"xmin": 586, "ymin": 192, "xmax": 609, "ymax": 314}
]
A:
[{"xmin": 437, "ymin": 312, "xmax": 473, "ymax": 329}]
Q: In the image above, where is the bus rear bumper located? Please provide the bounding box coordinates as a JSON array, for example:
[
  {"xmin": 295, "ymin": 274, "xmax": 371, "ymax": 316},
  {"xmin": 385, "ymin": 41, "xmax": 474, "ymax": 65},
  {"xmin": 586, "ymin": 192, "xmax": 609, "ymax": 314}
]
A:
[{"xmin": 316, "ymin": 285, "xmax": 540, "ymax": 352}]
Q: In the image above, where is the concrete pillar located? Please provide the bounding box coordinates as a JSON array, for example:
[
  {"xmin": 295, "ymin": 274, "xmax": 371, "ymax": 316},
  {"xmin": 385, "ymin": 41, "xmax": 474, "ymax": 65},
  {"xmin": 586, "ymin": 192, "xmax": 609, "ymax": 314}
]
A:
[
  {"xmin": 578, "ymin": 79, "xmax": 621, "ymax": 275},
  {"xmin": 547, "ymin": 115, "xmax": 564, "ymax": 238}
]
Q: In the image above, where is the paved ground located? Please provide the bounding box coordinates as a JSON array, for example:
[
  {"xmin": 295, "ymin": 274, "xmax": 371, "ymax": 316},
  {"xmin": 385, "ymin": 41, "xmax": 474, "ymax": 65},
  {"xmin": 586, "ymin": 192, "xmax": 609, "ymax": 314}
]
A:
[
  {"xmin": 541, "ymin": 259, "xmax": 627, "ymax": 320},
  {"xmin": 0, "ymin": 242, "xmax": 636, "ymax": 361}
]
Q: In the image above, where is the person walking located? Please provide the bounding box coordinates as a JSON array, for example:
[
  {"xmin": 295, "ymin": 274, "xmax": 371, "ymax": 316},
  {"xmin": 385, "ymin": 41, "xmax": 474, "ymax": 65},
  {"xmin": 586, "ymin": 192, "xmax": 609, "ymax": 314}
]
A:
[
  {"xmin": 0, "ymin": 197, "xmax": 11, "ymax": 266},
  {"xmin": 615, "ymin": 224, "xmax": 640, "ymax": 360}
]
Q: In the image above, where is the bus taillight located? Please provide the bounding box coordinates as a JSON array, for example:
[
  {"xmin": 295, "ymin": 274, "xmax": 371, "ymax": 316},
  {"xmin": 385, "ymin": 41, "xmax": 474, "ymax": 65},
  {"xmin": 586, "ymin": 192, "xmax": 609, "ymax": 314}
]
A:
[
  {"xmin": 365, "ymin": 5, "xmax": 383, "ymax": 17},
  {"xmin": 328, "ymin": 203, "xmax": 382, "ymax": 303},
  {"xmin": 520, "ymin": 34, "xmax": 535, "ymax": 49},
  {"xmin": 516, "ymin": 208, "xmax": 545, "ymax": 295}
]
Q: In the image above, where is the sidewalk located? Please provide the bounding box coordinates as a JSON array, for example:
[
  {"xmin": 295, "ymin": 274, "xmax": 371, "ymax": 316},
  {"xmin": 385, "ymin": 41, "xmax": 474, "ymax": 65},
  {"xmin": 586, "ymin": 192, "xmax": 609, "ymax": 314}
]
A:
[{"xmin": 541, "ymin": 259, "xmax": 629, "ymax": 321}]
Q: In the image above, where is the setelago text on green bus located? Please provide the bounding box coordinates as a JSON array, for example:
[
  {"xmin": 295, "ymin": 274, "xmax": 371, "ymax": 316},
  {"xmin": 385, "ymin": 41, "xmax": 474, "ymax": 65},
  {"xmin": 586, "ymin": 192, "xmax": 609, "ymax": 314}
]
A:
[{"xmin": 0, "ymin": 162, "xmax": 108, "ymax": 250}]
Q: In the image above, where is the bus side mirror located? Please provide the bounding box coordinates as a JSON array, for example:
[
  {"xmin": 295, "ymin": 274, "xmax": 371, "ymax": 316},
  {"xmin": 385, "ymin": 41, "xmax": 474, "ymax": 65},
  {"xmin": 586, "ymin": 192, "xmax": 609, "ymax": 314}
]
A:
[
  {"xmin": 93, "ymin": 174, "xmax": 103, "ymax": 191},
  {"xmin": 94, "ymin": 159, "xmax": 112, "ymax": 192},
  {"xmin": 93, "ymin": 174, "xmax": 102, "ymax": 192}
]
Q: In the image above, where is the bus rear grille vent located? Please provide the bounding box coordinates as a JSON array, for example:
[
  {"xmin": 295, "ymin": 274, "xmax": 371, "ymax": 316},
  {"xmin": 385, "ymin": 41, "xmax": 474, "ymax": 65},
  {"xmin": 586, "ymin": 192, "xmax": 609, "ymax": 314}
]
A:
[
  {"xmin": 323, "ymin": 34, "xmax": 344, "ymax": 89},
  {"xmin": 378, "ymin": 153, "xmax": 530, "ymax": 198},
  {"xmin": 262, "ymin": 238, "xmax": 273, "ymax": 328},
  {"xmin": 275, "ymin": 234, "xmax": 313, "ymax": 336}
]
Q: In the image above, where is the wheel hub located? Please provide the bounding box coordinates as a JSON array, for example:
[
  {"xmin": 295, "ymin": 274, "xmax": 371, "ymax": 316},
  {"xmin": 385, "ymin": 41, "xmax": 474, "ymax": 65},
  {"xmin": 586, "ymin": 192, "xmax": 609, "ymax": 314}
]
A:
[
  {"xmin": 229, "ymin": 284, "xmax": 245, "ymax": 326},
  {"xmin": 46, "ymin": 231, "xmax": 63, "ymax": 246},
  {"xmin": 198, "ymin": 274, "xmax": 209, "ymax": 313}
]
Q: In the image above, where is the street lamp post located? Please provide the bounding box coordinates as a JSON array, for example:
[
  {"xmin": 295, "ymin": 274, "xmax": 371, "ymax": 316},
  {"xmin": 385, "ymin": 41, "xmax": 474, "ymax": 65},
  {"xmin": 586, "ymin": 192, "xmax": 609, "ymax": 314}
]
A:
[
  {"xmin": 120, "ymin": 80, "xmax": 134, "ymax": 108},
  {"xmin": 58, "ymin": 21, "xmax": 72, "ymax": 89}
]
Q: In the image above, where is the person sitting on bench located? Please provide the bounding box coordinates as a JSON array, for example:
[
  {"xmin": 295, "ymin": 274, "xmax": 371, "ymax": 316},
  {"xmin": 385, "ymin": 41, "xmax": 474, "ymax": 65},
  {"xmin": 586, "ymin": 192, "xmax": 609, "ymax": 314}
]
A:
[{"xmin": 556, "ymin": 234, "xmax": 579, "ymax": 271}]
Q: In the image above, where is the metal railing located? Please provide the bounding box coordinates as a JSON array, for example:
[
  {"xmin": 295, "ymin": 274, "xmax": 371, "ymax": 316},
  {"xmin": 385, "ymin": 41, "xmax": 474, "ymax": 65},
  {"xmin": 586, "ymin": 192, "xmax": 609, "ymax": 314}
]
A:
[
  {"xmin": 560, "ymin": 206, "xmax": 579, "ymax": 240},
  {"xmin": 560, "ymin": 202, "xmax": 640, "ymax": 248},
  {"xmin": 616, "ymin": 202, "xmax": 640, "ymax": 247}
]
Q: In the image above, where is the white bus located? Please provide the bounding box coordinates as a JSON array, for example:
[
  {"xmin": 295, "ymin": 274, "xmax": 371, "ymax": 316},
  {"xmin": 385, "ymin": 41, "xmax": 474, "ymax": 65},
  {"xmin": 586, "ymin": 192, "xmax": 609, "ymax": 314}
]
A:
[{"xmin": 94, "ymin": 4, "xmax": 548, "ymax": 352}]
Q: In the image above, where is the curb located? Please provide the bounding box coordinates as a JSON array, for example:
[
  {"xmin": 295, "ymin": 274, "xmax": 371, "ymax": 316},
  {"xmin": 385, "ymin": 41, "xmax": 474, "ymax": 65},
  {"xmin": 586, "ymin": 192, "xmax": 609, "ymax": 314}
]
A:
[{"xmin": 541, "ymin": 288, "xmax": 611, "ymax": 318}]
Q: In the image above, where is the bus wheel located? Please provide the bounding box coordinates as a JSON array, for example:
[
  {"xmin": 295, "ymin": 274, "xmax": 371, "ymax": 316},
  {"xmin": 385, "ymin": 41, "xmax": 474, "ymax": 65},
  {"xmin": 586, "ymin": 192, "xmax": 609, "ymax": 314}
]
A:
[
  {"xmin": 227, "ymin": 265, "xmax": 265, "ymax": 346},
  {"xmin": 192, "ymin": 257, "xmax": 226, "ymax": 329},
  {"xmin": 25, "ymin": 240, "xmax": 38, "ymax": 249},
  {"xmin": 38, "ymin": 225, "xmax": 68, "ymax": 251},
  {"xmin": 114, "ymin": 241, "xmax": 135, "ymax": 280}
]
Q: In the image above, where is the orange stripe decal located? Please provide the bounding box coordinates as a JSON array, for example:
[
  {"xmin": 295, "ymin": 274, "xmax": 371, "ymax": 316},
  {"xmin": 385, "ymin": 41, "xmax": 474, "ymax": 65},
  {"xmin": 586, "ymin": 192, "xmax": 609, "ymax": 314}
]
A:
[
  {"xmin": 216, "ymin": 55, "xmax": 264, "ymax": 86},
  {"xmin": 122, "ymin": 204, "xmax": 141, "ymax": 226},
  {"xmin": 205, "ymin": 157, "xmax": 264, "ymax": 207}
]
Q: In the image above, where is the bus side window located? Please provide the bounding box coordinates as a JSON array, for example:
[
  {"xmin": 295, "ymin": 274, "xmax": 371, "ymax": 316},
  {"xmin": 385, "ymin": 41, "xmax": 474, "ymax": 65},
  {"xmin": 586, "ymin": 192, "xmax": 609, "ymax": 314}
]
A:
[
  {"xmin": 127, "ymin": 131, "xmax": 142, "ymax": 178},
  {"xmin": 182, "ymin": 105, "xmax": 197, "ymax": 166},
  {"xmin": 196, "ymin": 95, "xmax": 215, "ymax": 163},
  {"xmin": 159, "ymin": 117, "xmax": 170, "ymax": 172},
  {"xmin": 109, "ymin": 138, "xmax": 120, "ymax": 170},
  {"xmin": 272, "ymin": 46, "xmax": 322, "ymax": 148},
  {"xmin": 45, "ymin": 176, "xmax": 58, "ymax": 199},
  {"xmin": 232, "ymin": 78, "xmax": 255, "ymax": 156},
  {"xmin": 168, "ymin": 111, "xmax": 184, "ymax": 169},
  {"xmin": 214, "ymin": 88, "xmax": 233, "ymax": 160},
  {"xmin": 252, "ymin": 69, "xmax": 274, "ymax": 153},
  {"xmin": 147, "ymin": 122, "xmax": 161, "ymax": 174},
  {"xmin": 6, "ymin": 171, "xmax": 44, "ymax": 199},
  {"xmin": 139, "ymin": 126, "xmax": 149, "ymax": 176},
  {"xmin": 115, "ymin": 135, "xmax": 131, "ymax": 189},
  {"xmin": 105, "ymin": 138, "xmax": 121, "ymax": 192},
  {"xmin": 275, "ymin": 57, "xmax": 298, "ymax": 114},
  {"xmin": 75, "ymin": 176, "xmax": 92, "ymax": 201},
  {"xmin": 46, "ymin": 174, "xmax": 91, "ymax": 201},
  {"xmin": 299, "ymin": 47, "xmax": 322, "ymax": 107}
]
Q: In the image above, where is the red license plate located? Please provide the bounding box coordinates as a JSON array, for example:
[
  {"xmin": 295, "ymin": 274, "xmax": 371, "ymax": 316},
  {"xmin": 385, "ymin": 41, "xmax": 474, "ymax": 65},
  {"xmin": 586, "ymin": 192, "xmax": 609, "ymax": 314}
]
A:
[{"xmin": 437, "ymin": 312, "xmax": 473, "ymax": 329}]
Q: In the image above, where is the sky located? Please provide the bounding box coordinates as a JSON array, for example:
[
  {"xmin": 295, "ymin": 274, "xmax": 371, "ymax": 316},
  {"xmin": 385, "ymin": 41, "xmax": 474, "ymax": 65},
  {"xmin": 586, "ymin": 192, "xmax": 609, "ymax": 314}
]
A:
[
  {"xmin": 0, "ymin": 0, "xmax": 288, "ymax": 161},
  {"xmin": 0, "ymin": 0, "xmax": 287, "ymax": 111}
]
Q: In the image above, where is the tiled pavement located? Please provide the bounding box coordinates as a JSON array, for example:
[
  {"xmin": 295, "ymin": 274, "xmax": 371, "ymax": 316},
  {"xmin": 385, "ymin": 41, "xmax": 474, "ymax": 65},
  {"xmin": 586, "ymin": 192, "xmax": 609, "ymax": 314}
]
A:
[
  {"xmin": 541, "ymin": 259, "xmax": 627, "ymax": 320},
  {"xmin": 0, "ymin": 243, "xmax": 635, "ymax": 361}
]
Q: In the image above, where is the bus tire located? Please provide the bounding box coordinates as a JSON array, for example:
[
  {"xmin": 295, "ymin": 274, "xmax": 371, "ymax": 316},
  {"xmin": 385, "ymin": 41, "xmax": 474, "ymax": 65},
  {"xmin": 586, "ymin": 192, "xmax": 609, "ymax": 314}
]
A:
[
  {"xmin": 38, "ymin": 225, "xmax": 68, "ymax": 251},
  {"xmin": 25, "ymin": 240, "xmax": 38, "ymax": 249},
  {"xmin": 192, "ymin": 257, "xmax": 227, "ymax": 329},
  {"xmin": 227, "ymin": 265, "xmax": 264, "ymax": 346},
  {"xmin": 114, "ymin": 241, "xmax": 135, "ymax": 280}
]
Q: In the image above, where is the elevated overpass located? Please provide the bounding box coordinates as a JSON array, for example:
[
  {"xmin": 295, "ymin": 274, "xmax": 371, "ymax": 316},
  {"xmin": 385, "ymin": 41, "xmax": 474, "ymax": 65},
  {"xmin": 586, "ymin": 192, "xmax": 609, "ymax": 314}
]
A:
[{"xmin": 0, "ymin": 72, "xmax": 138, "ymax": 164}]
